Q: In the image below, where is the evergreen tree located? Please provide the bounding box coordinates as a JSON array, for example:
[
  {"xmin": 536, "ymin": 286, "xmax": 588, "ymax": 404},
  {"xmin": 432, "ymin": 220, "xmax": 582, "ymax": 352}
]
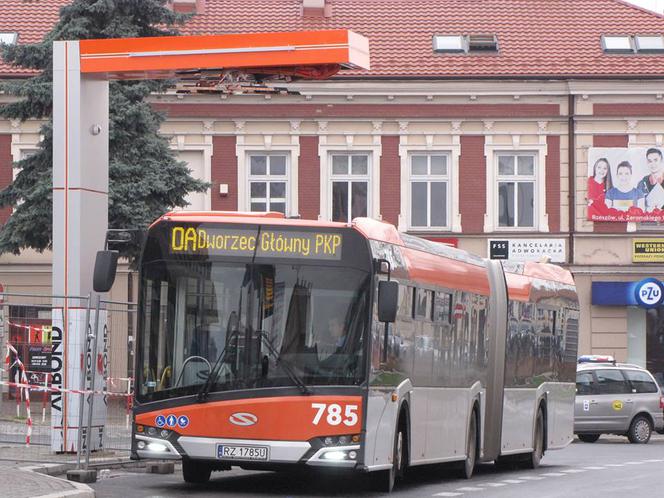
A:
[{"xmin": 0, "ymin": 0, "xmax": 209, "ymax": 261}]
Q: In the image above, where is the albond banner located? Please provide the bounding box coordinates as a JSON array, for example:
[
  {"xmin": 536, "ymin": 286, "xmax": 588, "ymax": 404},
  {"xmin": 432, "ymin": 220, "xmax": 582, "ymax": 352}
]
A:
[{"xmin": 587, "ymin": 147, "xmax": 664, "ymax": 222}]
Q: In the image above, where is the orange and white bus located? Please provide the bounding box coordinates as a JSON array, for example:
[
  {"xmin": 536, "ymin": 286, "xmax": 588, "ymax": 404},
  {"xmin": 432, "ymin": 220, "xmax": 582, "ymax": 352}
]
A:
[{"xmin": 96, "ymin": 211, "xmax": 578, "ymax": 491}]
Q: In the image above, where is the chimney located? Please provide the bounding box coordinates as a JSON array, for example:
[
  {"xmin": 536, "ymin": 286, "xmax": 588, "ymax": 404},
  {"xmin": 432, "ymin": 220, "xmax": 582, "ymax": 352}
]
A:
[
  {"xmin": 302, "ymin": 0, "xmax": 331, "ymax": 17},
  {"xmin": 168, "ymin": 0, "xmax": 206, "ymax": 14}
]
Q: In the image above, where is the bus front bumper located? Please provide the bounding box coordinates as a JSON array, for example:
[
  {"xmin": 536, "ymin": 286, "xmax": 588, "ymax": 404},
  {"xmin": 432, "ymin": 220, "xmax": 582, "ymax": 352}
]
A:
[{"xmin": 135, "ymin": 434, "xmax": 361, "ymax": 468}]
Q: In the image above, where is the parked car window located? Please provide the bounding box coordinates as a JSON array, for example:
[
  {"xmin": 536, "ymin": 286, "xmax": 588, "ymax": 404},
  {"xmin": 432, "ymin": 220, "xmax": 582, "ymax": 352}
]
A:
[
  {"xmin": 576, "ymin": 371, "xmax": 596, "ymax": 395},
  {"xmin": 623, "ymin": 369, "xmax": 659, "ymax": 394},
  {"xmin": 595, "ymin": 369, "xmax": 630, "ymax": 395}
]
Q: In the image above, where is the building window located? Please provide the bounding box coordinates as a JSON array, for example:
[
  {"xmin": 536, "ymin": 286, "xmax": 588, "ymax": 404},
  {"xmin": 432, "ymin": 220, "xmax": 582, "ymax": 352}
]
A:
[
  {"xmin": 409, "ymin": 154, "xmax": 450, "ymax": 229},
  {"xmin": 496, "ymin": 153, "xmax": 536, "ymax": 228},
  {"xmin": 330, "ymin": 153, "xmax": 370, "ymax": 223},
  {"xmin": 247, "ymin": 154, "xmax": 288, "ymax": 214}
]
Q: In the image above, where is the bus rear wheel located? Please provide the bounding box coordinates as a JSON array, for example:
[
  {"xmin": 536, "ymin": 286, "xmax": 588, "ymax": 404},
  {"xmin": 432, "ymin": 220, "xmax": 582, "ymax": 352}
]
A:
[
  {"xmin": 182, "ymin": 459, "xmax": 212, "ymax": 484},
  {"xmin": 461, "ymin": 410, "xmax": 478, "ymax": 479},
  {"xmin": 523, "ymin": 408, "xmax": 545, "ymax": 469}
]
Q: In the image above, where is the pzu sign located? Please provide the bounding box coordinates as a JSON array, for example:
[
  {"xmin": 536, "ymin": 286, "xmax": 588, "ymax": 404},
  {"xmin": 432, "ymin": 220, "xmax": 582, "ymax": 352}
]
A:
[{"xmin": 634, "ymin": 278, "xmax": 664, "ymax": 309}]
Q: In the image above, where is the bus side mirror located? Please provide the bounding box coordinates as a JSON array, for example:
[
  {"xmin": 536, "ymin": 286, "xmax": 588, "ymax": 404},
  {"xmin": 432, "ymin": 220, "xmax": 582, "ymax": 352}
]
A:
[
  {"xmin": 378, "ymin": 281, "xmax": 398, "ymax": 323},
  {"xmin": 93, "ymin": 250, "xmax": 119, "ymax": 293}
]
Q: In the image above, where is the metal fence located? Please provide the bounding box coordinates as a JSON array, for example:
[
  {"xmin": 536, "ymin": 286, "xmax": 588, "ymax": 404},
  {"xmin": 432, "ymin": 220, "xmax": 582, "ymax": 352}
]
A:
[{"xmin": 0, "ymin": 292, "xmax": 135, "ymax": 465}]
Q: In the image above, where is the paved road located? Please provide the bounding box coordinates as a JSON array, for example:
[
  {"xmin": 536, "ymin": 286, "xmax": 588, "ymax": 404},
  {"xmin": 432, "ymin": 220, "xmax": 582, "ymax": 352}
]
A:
[{"xmin": 90, "ymin": 437, "xmax": 664, "ymax": 498}]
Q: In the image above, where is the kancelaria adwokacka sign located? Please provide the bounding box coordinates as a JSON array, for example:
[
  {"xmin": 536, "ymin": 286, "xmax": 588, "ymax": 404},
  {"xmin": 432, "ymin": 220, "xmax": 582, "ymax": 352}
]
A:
[
  {"xmin": 587, "ymin": 147, "xmax": 664, "ymax": 222},
  {"xmin": 170, "ymin": 226, "xmax": 343, "ymax": 260}
]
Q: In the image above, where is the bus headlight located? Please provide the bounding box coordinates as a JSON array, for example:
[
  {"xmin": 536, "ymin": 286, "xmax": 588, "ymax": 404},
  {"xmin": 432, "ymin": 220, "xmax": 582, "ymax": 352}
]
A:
[
  {"xmin": 147, "ymin": 442, "xmax": 168, "ymax": 452},
  {"xmin": 323, "ymin": 450, "xmax": 347, "ymax": 460}
]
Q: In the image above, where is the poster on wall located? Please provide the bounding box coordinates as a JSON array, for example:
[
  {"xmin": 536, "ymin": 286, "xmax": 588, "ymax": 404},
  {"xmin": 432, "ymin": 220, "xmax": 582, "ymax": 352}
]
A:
[{"xmin": 587, "ymin": 147, "xmax": 664, "ymax": 222}]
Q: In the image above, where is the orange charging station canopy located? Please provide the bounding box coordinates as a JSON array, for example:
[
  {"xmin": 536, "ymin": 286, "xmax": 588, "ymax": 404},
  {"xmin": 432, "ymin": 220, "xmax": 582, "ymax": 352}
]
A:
[{"xmin": 50, "ymin": 29, "xmax": 369, "ymax": 453}]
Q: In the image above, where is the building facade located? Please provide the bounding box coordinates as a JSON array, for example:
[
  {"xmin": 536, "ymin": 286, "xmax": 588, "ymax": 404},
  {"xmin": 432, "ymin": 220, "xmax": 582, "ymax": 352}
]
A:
[{"xmin": 1, "ymin": 0, "xmax": 664, "ymax": 383}]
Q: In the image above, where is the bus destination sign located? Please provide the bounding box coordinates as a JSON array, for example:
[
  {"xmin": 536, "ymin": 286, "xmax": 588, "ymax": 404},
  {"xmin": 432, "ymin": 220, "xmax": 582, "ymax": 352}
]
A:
[{"xmin": 170, "ymin": 226, "xmax": 342, "ymax": 260}]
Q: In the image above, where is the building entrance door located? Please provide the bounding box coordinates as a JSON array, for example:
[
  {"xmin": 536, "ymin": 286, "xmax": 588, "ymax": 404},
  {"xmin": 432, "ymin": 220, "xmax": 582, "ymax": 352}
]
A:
[{"xmin": 646, "ymin": 306, "xmax": 664, "ymax": 387}]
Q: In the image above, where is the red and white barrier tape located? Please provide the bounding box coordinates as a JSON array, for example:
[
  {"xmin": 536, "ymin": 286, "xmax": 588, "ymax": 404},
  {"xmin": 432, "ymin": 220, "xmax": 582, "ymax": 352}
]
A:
[{"xmin": 0, "ymin": 380, "xmax": 131, "ymax": 398}]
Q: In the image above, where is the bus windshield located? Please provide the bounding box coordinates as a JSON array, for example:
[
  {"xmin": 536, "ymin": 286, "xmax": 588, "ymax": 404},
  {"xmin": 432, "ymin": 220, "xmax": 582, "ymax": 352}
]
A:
[{"xmin": 137, "ymin": 259, "xmax": 371, "ymax": 402}]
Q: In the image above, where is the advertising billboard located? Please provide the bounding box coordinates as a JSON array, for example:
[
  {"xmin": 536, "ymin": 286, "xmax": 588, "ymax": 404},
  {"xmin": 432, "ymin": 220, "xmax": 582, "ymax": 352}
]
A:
[{"xmin": 587, "ymin": 147, "xmax": 664, "ymax": 222}]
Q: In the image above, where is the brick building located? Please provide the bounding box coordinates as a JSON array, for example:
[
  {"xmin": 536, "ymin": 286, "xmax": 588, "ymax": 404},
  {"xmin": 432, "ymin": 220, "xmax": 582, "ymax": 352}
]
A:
[{"xmin": 1, "ymin": 0, "xmax": 664, "ymax": 382}]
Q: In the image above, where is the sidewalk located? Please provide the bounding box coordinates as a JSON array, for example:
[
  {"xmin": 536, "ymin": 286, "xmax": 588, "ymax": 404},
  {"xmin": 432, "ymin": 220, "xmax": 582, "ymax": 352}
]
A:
[{"xmin": 0, "ymin": 461, "xmax": 94, "ymax": 498}]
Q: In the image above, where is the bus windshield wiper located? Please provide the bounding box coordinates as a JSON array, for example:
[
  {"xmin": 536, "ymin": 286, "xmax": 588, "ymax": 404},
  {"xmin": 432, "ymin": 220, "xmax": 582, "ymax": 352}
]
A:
[
  {"xmin": 259, "ymin": 331, "xmax": 312, "ymax": 395},
  {"xmin": 197, "ymin": 329, "xmax": 239, "ymax": 402}
]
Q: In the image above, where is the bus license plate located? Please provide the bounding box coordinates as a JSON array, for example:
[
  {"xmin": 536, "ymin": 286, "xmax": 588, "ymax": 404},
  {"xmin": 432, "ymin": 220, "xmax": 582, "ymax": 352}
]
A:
[{"xmin": 217, "ymin": 444, "xmax": 269, "ymax": 461}]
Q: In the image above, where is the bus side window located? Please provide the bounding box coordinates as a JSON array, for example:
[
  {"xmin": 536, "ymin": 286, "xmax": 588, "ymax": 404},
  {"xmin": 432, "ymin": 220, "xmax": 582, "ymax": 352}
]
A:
[
  {"xmin": 435, "ymin": 292, "xmax": 452, "ymax": 323},
  {"xmin": 414, "ymin": 288, "xmax": 432, "ymax": 320}
]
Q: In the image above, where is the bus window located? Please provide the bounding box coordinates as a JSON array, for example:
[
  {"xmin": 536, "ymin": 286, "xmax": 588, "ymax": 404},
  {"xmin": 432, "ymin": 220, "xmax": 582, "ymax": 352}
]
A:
[
  {"xmin": 398, "ymin": 285, "xmax": 412, "ymax": 318},
  {"xmin": 414, "ymin": 288, "xmax": 432, "ymax": 320},
  {"xmin": 435, "ymin": 292, "xmax": 452, "ymax": 324}
]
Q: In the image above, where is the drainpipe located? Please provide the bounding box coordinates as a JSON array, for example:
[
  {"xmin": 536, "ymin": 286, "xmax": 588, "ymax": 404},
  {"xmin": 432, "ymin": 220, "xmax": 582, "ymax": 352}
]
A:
[{"xmin": 568, "ymin": 93, "xmax": 576, "ymax": 266}]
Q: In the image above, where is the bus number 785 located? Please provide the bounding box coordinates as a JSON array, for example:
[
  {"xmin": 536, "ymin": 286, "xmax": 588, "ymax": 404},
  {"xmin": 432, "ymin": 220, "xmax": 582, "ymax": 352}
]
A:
[{"xmin": 311, "ymin": 403, "xmax": 358, "ymax": 426}]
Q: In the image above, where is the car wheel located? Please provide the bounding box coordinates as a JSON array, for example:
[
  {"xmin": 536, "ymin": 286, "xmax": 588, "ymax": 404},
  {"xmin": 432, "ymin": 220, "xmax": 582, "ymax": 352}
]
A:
[
  {"xmin": 523, "ymin": 408, "xmax": 545, "ymax": 469},
  {"xmin": 461, "ymin": 410, "xmax": 478, "ymax": 479},
  {"xmin": 182, "ymin": 459, "xmax": 212, "ymax": 484},
  {"xmin": 627, "ymin": 415, "xmax": 652, "ymax": 444},
  {"xmin": 578, "ymin": 434, "xmax": 600, "ymax": 443}
]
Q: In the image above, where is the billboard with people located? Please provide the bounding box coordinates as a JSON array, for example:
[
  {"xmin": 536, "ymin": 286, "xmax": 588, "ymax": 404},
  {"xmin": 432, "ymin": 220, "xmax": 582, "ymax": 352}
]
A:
[{"xmin": 587, "ymin": 147, "xmax": 664, "ymax": 222}]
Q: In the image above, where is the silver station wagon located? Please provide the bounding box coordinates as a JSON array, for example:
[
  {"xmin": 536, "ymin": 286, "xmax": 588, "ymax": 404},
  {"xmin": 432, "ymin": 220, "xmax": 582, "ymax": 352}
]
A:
[{"xmin": 575, "ymin": 355, "xmax": 664, "ymax": 444}]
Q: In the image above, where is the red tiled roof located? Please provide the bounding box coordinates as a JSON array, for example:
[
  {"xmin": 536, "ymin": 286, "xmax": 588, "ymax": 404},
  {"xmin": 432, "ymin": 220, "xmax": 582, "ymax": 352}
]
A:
[
  {"xmin": 0, "ymin": 0, "xmax": 68, "ymax": 76},
  {"xmin": 2, "ymin": 0, "xmax": 664, "ymax": 79}
]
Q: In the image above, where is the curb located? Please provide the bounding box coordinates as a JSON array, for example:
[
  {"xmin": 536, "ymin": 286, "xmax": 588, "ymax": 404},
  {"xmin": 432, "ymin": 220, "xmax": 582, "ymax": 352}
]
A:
[{"xmin": 20, "ymin": 464, "xmax": 94, "ymax": 498}]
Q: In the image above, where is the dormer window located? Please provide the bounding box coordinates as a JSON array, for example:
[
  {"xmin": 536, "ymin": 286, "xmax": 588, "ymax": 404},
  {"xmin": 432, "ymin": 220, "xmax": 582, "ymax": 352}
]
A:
[
  {"xmin": 0, "ymin": 32, "xmax": 18, "ymax": 45},
  {"xmin": 433, "ymin": 35, "xmax": 465, "ymax": 53},
  {"xmin": 635, "ymin": 35, "xmax": 664, "ymax": 53},
  {"xmin": 433, "ymin": 34, "xmax": 498, "ymax": 54},
  {"xmin": 602, "ymin": 35, "xmax": 664, "ymax": 54}
]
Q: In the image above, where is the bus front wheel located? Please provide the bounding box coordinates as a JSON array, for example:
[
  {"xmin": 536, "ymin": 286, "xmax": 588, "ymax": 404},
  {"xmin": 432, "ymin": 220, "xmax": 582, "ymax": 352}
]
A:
[
  {"xmin": 182, "ymin": 459, "xmax": 212, "ymax": 484},
  {"xmin": 373, "ymin": 418, "xmax": 407, "ymax": 493}
]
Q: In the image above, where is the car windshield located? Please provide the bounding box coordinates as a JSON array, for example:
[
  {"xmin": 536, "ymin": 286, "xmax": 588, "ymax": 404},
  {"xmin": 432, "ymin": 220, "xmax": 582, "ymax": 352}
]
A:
[{"xmin": 137, "ymin": 260, "xmax": 371, "ymax": 402}]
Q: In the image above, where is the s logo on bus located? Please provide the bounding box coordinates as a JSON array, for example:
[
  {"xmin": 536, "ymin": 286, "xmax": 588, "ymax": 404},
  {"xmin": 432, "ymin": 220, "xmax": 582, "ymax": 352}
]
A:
[
  {"xmin": 634, "ymin": 278, "xmax": 664, "ymax": 309},
  {"xmin": 229, "ymin": 412, "xmax": 258, "ymax": 426}
]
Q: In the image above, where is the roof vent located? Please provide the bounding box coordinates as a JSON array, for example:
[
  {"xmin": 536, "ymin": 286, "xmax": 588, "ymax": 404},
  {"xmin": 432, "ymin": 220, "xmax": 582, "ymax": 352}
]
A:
[
  {"xmin": 302, "ymin": 0, "xmax": 330, "ymax": 17},
  {"xmin": 468, "ymin": 34, "xmax": 498, "ymax": 52},
  {"xmin": 168, "ymin": 0, "xmax": 205, "ymax": 14},
  {"xmin": 0, "ymin": 32, "xmax": 17, "ymax": 45}
]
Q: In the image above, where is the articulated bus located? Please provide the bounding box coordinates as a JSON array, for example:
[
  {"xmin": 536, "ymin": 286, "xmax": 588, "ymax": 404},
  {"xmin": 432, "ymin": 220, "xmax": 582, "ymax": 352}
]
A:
[{"xmin": 95, "ymin": 211, "xmax": 578, "ymax": 491}]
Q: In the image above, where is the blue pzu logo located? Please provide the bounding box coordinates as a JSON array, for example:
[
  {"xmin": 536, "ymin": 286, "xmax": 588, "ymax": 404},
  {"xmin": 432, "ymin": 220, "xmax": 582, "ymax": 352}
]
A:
[
  {"xmin": 177, "ymin": 415, "xmax": 189, "ymax": 428},
  {"xmin": 635, "ymin": 278, "xmax": 664, "ymax": 308},
  {"xmin": 155, "ymin": 415, "xmax": 166, "ymax": 427},
  {"xmin": 166, "ymin": 414, "xmax": 178, "ymax": 428}
]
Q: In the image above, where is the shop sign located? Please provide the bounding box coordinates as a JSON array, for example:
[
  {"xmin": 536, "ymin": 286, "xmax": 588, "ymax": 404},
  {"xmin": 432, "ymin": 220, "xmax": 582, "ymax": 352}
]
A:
[
  {"xmin": 633, "ymin": 239, "xmax": 664, "ymax": 263},
  {"xmin": 592, "ymin": 279, "xmax": 664, "ymax": 308},
  {"xmin": 488, "ymin": 239, "xmax": 566, "ymax": 263},
  {"xmin": 28, "ymin": 344, "xmax": 52, "ymax": 372}
]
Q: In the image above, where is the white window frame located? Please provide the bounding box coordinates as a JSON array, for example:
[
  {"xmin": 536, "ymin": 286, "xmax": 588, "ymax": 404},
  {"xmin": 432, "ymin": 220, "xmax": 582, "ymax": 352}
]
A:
[
  {"xmin": 328, "ymin": 153, "xmax": 371, "ymax": 223},
  {"xmin": 237, "ymin": 140, "xmax": 299, "ymax": 217},
  {"xmin": 245, "ymin": 152, "xmax": 290, "ymax": 215},
  {"xmin": 400, "ymin": 150, "xmax": 459, "ymax": 232},
  {"xmin": 168, "ymin": 135, "xmax": 213, "ymax": 211},
  {"xmin": 399, "ymin": 135, "xmax": 461, "ymax": 233},
  {"xmin": 319, "ymin": 141, "xmax": 381, "ymax": 222},
  {"xmin": 484, "ymin": 143, "xmax": 548, "ymax": 232}
]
